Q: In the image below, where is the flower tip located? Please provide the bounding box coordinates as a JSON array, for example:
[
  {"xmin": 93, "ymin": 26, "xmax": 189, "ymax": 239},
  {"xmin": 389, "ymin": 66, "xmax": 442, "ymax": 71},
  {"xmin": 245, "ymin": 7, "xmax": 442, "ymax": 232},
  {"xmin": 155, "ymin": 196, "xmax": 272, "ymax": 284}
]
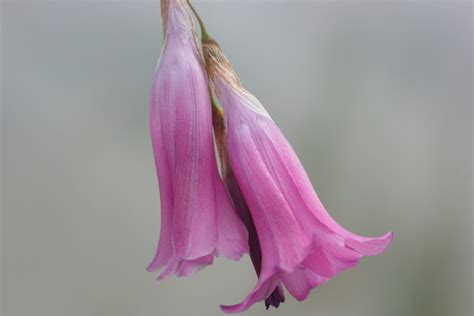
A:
[
  {"xmin": 234, "ymin": 244, "xmax": 250, "ymax": 260},
  {"xmin": 156, "ymin": 272, "xmax": 170, "ymax": 281},
  {"xmin": 146, "ymin": 262, "xmax": 158, "ymax": 272},
  {"xmin": 346, "ymin": 230, "xmax": 394, "ymax": 256},
  {"xmin": 219, "ymin": 304, "xmax": 242, "ymax": 314},
  {"xmin": 226, "ymin": 250, "xmax": 246, "ymax": 261},
  {"xmin": 377, "ymin": 231, "xmax": 394, "ymax": 249},
  {"xmin": 155, "ymin": 263, "xmax": 176, "ymax": 281},
  {"xmin": 383, "ymin": 231, "xmax": 394, "ymax": 248},
  {"xmin": 214, "ymin": 242, "xmax": 248, "ymax": 262}
]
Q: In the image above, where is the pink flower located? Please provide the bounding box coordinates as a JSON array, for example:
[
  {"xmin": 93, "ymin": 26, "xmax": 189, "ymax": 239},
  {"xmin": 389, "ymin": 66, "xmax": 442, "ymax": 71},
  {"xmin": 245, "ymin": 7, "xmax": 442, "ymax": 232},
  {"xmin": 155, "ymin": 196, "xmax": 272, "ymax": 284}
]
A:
[
  {"xmin": 147, "ymin": 0, "xmax": 248, "ymax": 280},
  {"xmin": 203, "ymin": 38, "xmax": 393, "ymax": 313}
]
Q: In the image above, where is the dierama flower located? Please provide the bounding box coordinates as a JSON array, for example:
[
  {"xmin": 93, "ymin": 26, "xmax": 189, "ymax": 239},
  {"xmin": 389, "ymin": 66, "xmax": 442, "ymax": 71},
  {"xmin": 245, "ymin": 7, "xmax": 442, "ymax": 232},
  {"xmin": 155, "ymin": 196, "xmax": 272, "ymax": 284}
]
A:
[
  {"xmin": 202, "ymin": 36, "xmax": 393, "ymax": 313},
  {"xmin": 147, "ymin": 0, "xmax": 248, "ymax": 280}
]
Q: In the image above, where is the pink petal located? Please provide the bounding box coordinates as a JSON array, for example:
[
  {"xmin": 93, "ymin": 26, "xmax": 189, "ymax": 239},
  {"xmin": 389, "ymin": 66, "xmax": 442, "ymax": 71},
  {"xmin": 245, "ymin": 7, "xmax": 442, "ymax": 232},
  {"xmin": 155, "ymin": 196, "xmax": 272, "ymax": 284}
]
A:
[
  {"xmin": 280, "ymin": 268, "xmax": 330, "ymax": 301},
  {"xmin": 156, "ymin": 259, "xmax": 178, "ymax": 281},
  {"xmin": 176, "ymin": 255, "xmax": 214, "ymax": 277},
  {"xmin": 302, "ymin": 245, "xmax": 359, "ymax": 278},
  {"xmin": 156, "ymin": 48, "xmax": 218, "ymax": 261},
  {"xmin": 214, "ymin": 175, "xmax": 249, "ymax": 260},
  {"xmin": 257, "ymin": 114, "xmax": 393, "ymax": 256},
  {"xmin": 305, "ymin": 270, "xmax": 330, "ymax": 288},
  {"xmin": 220, "ymin": 275, "xmax": 281, "ymax": 313},
  {"xmin": 227, "ymin": 118, "xmax": 311, "ymax": 273},
  {"xmin": 345, "ymin": 231, "xmax": 394, "ymax": 256},
  {"xmin": 224, "ymin": 171, "xmax": 285, "ymax": 309},
  {"xmin": 147, "ymin": 72, "xmax": 174, "ymax": 271},
  {"xmin": 280, "ymin": 269, "xmax": 312, "ymax": 301}
]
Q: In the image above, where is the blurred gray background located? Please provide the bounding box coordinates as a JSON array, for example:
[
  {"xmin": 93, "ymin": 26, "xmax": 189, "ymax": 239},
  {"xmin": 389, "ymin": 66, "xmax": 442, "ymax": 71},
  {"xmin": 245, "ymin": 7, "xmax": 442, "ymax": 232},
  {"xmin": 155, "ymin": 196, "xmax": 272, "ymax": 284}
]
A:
[{"xmin": 1, "ymin": 0, "xmax": 472, "ymax": 315}]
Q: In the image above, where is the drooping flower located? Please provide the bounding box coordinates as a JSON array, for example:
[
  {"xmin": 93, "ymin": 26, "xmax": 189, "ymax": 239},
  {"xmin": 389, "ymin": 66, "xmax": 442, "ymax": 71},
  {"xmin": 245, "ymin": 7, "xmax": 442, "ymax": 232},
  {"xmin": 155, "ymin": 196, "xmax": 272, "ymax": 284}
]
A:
[
  {"xmin": 147, "ymin": 0, "xmax": 248, "ymax": 280},
  {"xmin": 202, "ymin": 36, "xmax": 393, "ymax": 313}
]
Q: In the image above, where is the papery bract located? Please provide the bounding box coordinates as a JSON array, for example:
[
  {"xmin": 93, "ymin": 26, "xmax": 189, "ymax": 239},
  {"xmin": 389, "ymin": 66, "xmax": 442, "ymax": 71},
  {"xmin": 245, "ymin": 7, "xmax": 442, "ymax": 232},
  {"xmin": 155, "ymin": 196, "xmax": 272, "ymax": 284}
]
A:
[
  {"xmin": 203, "ymin": 38, "xmax": 393, "ymax": 313},
  {"xmin": 147, "ymin": 0, "xmax": 248, "ymax": 280}
]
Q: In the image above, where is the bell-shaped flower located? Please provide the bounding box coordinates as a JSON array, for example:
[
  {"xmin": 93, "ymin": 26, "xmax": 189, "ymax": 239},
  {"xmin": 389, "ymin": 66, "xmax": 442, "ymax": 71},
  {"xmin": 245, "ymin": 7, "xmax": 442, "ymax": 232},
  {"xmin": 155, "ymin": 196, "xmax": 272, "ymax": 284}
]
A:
[
  {"xmin": 147, "ymin": 0, "xmax": 248, "ymax": 280},
  {"xmin": 202, "ymin": 37, "xmax": 393, "ymax": 313}
]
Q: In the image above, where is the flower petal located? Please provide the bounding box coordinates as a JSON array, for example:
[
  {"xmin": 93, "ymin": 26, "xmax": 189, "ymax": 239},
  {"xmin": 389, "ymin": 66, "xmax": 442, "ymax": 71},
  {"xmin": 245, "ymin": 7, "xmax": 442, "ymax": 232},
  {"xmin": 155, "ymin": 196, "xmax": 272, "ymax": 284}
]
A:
[
  {"xmin": 227, "ymin": 116, "xmax": 311, "ymax": 273},
  {"xmin": 176, "ymin": 255, "xmax": 214, "ymax": 277},
  {"xmin": 147, "ymin": 71, "xmax": 174, "ymax": 271},
  {"xmin": 214, "ymin": 175, "xmax": 249, "ymax": 260},
  {"xmin": 280, "ymin": 268, "xmax": 312, "ymax": 301},
  {"xmin": 156, "ymin": 259, "xmax": 178, "ymax": 281},
  {"xmin": 220, "ymin": 275, "xmax": 281, "ymax": 313},
  {"xmin": 345, "ymin": 231, "xmax": 394, "ymax": 256},
  {"xmin": 281, "ymin": 268, "xmax": 331, "ymax": 302},
  {"xmin": 258, "ymin": 114, "xmax": 393, "ymax": 256}
]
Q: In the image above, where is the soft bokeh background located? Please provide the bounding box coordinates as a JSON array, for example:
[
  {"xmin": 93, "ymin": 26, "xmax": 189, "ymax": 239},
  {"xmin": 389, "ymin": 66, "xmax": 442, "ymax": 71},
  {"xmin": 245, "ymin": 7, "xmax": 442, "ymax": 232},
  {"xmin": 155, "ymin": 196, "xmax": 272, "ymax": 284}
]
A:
[{"xmin": 1, "ymin": 0, "xmax": 472, "ymax": 315}]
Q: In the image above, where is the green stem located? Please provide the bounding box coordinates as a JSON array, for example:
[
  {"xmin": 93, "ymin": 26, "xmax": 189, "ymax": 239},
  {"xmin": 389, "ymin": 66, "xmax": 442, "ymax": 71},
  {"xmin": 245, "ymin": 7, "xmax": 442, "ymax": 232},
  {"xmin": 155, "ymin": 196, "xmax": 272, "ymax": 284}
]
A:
[
  {"xmin": 210, "ymin": 89, "xmax": 223, "ymax": 111},
  {"xmin": 186, "ymin": 0, "xmax": 209, "ymax": 41},
  {"xmin": 185, "ymin": 1, "xmax": 220, "ymax": 111}
]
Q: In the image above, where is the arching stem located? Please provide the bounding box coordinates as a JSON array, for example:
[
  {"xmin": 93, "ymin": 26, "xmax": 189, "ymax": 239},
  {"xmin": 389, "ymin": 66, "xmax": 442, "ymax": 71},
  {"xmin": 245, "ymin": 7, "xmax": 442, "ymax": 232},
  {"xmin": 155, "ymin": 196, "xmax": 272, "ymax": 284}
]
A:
[{"xmin": 186, "ymin": 0, "xmax": 209, "ymax": 41}]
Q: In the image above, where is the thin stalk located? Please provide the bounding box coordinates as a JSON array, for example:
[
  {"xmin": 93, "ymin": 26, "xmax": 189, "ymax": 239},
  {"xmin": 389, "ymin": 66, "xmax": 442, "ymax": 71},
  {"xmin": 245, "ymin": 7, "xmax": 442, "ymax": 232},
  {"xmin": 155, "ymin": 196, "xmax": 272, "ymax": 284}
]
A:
[
  {"xmin": 185, "ymin": 1, "xmax": 220, "ymax": 110},
  {"xmin": 186, "ymin": 0, "xmax": 209, "ymax": 41}
]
